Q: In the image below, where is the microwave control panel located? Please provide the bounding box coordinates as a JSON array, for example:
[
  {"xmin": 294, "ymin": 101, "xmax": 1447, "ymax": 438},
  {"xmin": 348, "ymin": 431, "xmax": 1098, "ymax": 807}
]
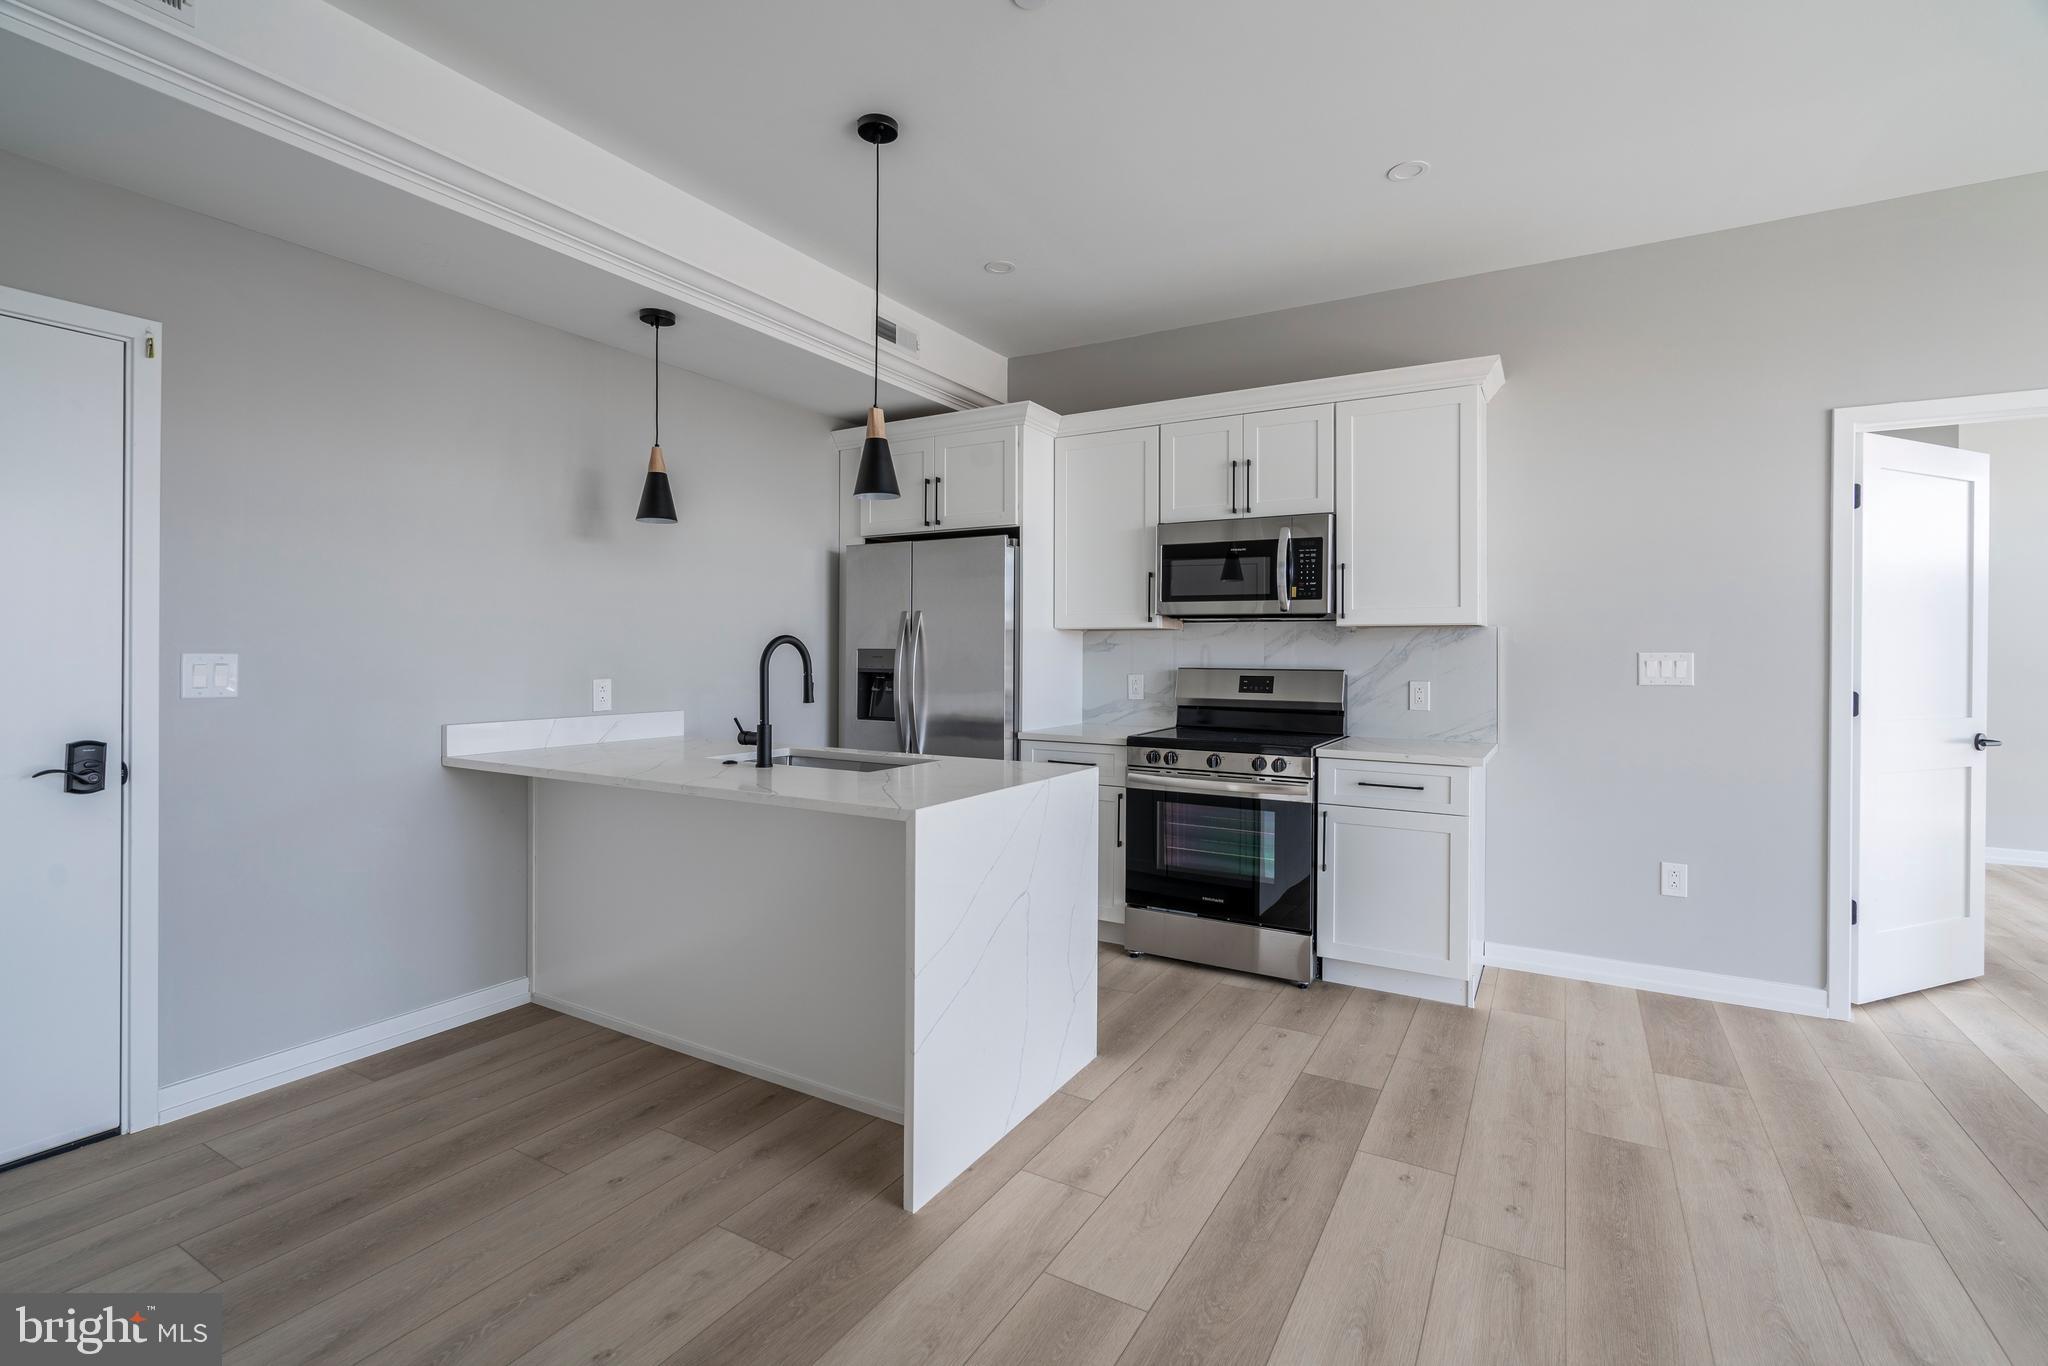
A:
[{"xmin": 1290, "ymin": 538, "xmax": 1324, "ymax": 600}]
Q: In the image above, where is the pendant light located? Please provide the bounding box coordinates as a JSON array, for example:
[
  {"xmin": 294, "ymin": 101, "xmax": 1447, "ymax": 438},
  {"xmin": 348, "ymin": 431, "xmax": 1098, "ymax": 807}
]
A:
[
  {"xmin": 635, "ymin": 307, "xmax": 679, "ymax": 524},
  {"xmin": 851, "ymin": 113, "xmax": 901, "ymax": 500}
]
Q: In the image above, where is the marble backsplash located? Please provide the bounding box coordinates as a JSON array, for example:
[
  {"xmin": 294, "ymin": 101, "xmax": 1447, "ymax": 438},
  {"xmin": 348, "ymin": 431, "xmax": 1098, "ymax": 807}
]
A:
[{"xmin": 1082, "ymin": 623, "xmax": 1498, "ymax": 742}]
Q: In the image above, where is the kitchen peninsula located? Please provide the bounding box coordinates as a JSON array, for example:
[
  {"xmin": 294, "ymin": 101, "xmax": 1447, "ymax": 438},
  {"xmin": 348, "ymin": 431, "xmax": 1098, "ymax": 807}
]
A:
[{"xmin": 441, "ymin": 711, "xmax": 1097, "ymax": 1210}]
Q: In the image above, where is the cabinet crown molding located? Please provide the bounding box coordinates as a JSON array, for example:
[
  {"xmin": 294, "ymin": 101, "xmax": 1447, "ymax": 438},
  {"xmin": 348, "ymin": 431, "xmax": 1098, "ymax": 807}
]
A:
[
  {"xmin": 832, "ymin": 400, "xmax": 1061, "ymax": 443},
  {"xmin": 1053, "ymin": 356, "xmax": 1505, "ymax": 437}
]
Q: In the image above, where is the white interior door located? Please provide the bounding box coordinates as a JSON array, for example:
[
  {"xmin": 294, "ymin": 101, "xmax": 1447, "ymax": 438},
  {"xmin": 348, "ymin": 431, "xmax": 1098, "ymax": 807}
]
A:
[
  {"xmin": 1, "ymin": 311, "xmax": 128, "ymax": 1166},
  {"xmin": 1854, "ymin": 432, "xmax": 1990, "ymax": 1003}
]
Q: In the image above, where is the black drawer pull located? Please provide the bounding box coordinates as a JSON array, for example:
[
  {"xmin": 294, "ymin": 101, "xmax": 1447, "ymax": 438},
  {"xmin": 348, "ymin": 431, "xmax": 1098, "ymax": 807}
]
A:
[
  {"xmin": 1044, "ymin": 759, "xmax": 1096, "ymax": 767},
  {"xmin": 1357, "ymin": 780, "xmax": 1427, "ymax": 791}
]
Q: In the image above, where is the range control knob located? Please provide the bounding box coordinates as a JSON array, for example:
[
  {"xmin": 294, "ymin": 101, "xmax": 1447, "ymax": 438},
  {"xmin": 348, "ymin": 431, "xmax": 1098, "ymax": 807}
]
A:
[
  {"xmin": 1250, "ymin": 756, "xmax": 1269, "ymax": 772},
  {"xmin": 1271, "ymin": 757, "xmax": 1289, "ymax": 773},
  {"xmin": 1163, "ymin": 751, "xmax": 1180, "ymax": 766},
  {"xmin": 1145, "ymin": 749, "xmax": 1161, "ymax": 765},
  {"xmin": 1206, "ymin": 753, "xmax": 1224, "ymax": 769}
]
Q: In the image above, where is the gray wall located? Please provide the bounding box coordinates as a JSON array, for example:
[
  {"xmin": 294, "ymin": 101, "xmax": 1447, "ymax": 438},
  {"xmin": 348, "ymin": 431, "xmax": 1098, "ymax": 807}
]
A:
[
  {"xmin": 1014, "ymin": 172, "xmax": 2048, "ymax": 991},
  {"xmin": 1970, "ymin": 418, "xmax": 2048, "ymax": 854},
  {"xmin": 0, "ymin": 150, "xmax": 838, "ymax": 1083}
]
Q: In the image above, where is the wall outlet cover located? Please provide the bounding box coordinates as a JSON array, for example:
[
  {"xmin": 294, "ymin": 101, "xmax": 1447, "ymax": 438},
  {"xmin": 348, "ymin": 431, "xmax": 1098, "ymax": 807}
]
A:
[
  {"xmin": 181, "ymin": 652, "xmax": 238, "ymax": 699},
  {"xmin": 1127, "ymin": 673, "xmax": 1146, "ymax": 701},
  {"xmin": 1661, "ymin": 861, "xmax": 1689, "ymax": 897},
  {"xmin": 592, "ymin": 678, "xmax": 613, "ymax": 713},
  {"xmin": 1408, "ymin": 681, "xmax": 1431, "ymax": 711}
]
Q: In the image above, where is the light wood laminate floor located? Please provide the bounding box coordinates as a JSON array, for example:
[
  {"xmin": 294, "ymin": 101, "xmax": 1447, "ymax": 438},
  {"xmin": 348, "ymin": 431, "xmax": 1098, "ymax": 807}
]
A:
[{"xmin": 8, "ymin": 868, "xmax": 2048, "ymax": 1364}]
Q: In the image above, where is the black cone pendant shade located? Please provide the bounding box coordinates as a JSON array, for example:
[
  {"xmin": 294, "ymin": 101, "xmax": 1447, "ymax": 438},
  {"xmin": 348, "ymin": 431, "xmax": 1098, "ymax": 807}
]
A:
[
  {"xmin": 636, "ymin": 307, "xmax": 678, "ymax": 524},
  {"xmin": 851, "ymin": 113, "xmax": 901, "ymax": 501}
]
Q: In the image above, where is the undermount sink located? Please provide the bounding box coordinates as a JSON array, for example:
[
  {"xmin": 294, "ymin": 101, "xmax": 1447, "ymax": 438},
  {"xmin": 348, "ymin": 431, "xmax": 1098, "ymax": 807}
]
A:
[{"xmin": 716, "ymin": 749, "xmax": 933, "ymax": 773}]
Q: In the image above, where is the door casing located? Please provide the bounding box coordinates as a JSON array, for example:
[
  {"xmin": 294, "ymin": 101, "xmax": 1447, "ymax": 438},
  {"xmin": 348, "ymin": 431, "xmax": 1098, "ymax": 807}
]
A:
[
  {"xmin": 1, "ymin": 285, "xmax": 161, "ymax": 1137},
  {"xmin": 1828, "ymin": 387, "xmax": 2048, "ymax": 1019}
]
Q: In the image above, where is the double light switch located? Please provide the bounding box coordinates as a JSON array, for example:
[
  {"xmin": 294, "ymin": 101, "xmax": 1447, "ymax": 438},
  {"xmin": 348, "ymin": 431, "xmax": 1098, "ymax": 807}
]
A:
[{"xmin": 182, "ymin": 653, "xmax": 239, "ymax": 699}]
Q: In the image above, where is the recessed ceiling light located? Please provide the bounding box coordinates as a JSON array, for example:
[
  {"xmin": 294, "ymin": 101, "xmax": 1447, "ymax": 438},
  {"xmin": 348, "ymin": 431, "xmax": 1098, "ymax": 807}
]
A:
[
  {"xmin": 1385, "ymin": 160, "xmax": 1430, "ymax": 182},
  {"xmin": 983, "ymin": 259, "xmax": 1017, "ymax": 275}
]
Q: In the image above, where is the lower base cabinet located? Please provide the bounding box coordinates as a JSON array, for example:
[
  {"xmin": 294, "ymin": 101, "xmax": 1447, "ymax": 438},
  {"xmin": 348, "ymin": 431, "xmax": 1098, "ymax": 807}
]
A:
[
  {"xmin": 1317, "ymin": 761, "xmax": 1485, "ymax": 1005},
  {"xmin": 1021, "ymin": 738, "xmax": 1126, "ymax": 935}
]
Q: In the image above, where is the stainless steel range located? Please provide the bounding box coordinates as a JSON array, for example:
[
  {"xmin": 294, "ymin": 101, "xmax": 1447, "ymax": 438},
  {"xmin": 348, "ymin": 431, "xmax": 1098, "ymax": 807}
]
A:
[{"xmin": 1123, "ymin": 667, "xmax": 1346, "ymax": 987}]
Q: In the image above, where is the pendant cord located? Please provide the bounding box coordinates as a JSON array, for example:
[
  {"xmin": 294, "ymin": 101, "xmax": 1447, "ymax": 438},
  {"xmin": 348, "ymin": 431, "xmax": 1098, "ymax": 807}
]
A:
[
  {"xmin": 872, "ymin": 134, "xmax": 881, "ymax": 413},
  {"xmin": 653, "ymin": 321, "xmax": 660, "ymax": 446}
]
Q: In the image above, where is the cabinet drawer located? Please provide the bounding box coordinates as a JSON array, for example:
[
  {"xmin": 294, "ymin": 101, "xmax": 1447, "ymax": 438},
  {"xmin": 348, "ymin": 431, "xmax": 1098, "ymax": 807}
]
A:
[
  {"xmin": 1319, "ymin": 758, "xmax": 1467, "ymax": 815},
  {"xmin": 1021, "ymin": 740, "xmax": 1125, "ymax": 788}
]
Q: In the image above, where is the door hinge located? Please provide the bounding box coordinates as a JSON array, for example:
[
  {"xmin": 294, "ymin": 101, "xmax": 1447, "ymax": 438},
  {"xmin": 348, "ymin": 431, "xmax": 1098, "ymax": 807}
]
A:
[
  {"xmin": 144, "ymin": 333, "xmax": 156, "ymax": 359},
  {"xmin": 1852, "ymin": 691, "xmax": 1860, "ymax": 717},
  {"xmin": 1853, "ymin": 482, "xmax": 1861, "ymax": 509},
  {"xmin": 1851, "ymin": 898, "xmax": 1858, "ymax": 926}
]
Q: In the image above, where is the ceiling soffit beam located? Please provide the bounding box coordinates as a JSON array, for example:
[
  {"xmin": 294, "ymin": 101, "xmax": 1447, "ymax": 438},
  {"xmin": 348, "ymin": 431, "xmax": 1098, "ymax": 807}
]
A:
[{"xmin": 0, "ymin": 0, "xmax": 1003, "ymax": 411}]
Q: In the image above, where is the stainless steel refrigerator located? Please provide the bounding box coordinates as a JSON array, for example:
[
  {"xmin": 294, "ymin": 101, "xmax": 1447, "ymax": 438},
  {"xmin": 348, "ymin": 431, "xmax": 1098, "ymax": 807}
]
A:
[{"xmin": 839, "ymin": 535, "xmax": 1017, "ymax": 759}]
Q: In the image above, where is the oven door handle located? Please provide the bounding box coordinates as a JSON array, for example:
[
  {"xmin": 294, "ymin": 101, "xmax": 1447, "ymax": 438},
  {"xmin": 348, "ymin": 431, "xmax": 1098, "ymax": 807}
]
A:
[{"xmin": 1127, "ymin": 771, "xmax": 1317, "ymax": 803}]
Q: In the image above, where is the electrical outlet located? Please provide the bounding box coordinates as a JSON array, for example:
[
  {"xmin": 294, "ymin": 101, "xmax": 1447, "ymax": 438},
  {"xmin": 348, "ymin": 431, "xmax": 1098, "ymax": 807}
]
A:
[
  {"xmin": 1661, "ymin": 862, "xmax": 1689, "ymax": 898},
  {"xmin": 1408, "ymin": 681, "xmax": 1431, "ymax": 711},
  {"xmin": 592, "ymin": 678, "xmax": 613, "ymax": 712},
  {"xmin": 1127, "ymin": 673, "xmax": 1146, "ymax": 701}
]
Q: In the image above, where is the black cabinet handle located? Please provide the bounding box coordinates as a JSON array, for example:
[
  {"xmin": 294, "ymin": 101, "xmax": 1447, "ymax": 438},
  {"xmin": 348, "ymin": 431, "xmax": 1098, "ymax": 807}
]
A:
[
  {"xmin": 922, "ymin": 478, "xmax": 932, "ymax": 527},
  {"xmin": 1146, "ymin": 570, "xmax": 1156, "ymax": 623},
  {"xmin": 1338, "ymin": 562, "xmax": 1348, "ymax": 619},
  {"xmin": 933, "ymin": 475, "xmax": 942, "ymax": 525},
  {"xmin": 1229, "ymin": 458, "xmax": 1239, "ymax": 514},
  {"xmin": 1320, "ymin": 809, "xmax": 1329, "ymax": 872},
  {"xmin": 1117, "ymin": 791, "xmax": 1125, "ymax": 848},
  {"xmin": 1357, "ymin": 780, "xmax": 1427, "ymax": 791},
  {"xmin": 1243, "ymin": 456, "xmax": 1253, "ymax": 513}
]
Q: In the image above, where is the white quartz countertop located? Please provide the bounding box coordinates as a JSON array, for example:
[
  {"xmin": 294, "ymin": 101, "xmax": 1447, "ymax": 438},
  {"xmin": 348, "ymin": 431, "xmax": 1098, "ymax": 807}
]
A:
[
  {"xmin": 442, "ymin": 732, "xmax": 1091, "ymax": 822},
  {"xmin": 1018, "ymin": 716, "xmax": 1169, "ymax": 745},
  {"xmin": 1320, "ymin": 736, "xmax": 1497, "ymax": 767}
]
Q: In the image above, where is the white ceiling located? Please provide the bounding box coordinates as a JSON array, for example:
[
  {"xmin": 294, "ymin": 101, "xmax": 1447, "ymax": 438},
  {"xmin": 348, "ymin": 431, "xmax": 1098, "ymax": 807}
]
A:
[{"xmin": 327, "ymin": 0, "xmax": 2048, "ymax": 356}]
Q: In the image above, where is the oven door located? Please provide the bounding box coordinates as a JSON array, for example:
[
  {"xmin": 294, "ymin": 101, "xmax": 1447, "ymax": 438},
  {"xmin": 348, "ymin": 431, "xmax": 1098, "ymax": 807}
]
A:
[
  {"xmin": 1156, "ymin": 514, "xmax": 1331, "ymax": 618},
  {"xmin": 1124, "ymin": 771, "xmax": 1316, "ymax": 933}
]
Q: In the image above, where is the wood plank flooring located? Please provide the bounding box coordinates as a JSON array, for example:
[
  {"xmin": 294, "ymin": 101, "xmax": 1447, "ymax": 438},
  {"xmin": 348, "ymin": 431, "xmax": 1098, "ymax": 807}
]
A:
[{"xmin": 7, "ymin": 867, "xmax": 2048, "ymax": 1364}]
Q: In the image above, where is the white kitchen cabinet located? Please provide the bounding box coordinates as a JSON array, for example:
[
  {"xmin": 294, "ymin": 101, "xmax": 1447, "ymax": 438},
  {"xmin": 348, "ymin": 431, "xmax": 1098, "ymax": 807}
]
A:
[
  {"xmin": 1159, "ymin": 415, "xmax": 1241, "ymax": 522},
  {"xmin": 1022, "ymin": 737, "xmax": 1128, "ymax": 932},
  {"xmin": 1242, "ymin": 404, "xmax": 1335, "ymax": 516},
  {"xmin": 1054, "ymin": 426, "xmax": 1167, "ymax": 630},
  {"xmin": 1317, "ymin": 761, "xmax": 1485, "ymax": 1005},
  {"xmin": 932, "ymin": 424, "xmax": 1019, "ymax": 530},
  {"xmin": 856, "ymin": 436, "xmax": 935, "ymax": 538},
  {"xmin": 1334, "ymin": 387, "xmax": 1485, "ymax": 625},
  {"xmin": 1100, "ymin": 787, "xmax": 1127, "ymax": 927}
]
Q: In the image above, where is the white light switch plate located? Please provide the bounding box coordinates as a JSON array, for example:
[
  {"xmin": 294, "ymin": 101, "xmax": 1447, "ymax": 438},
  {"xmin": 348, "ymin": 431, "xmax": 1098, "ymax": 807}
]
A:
[
  {"xmin": 1638, "ymin": 652, "xmax": 1696, "ymax": 686},
  {"xmin": 1408, "ymin": 681, "xmax": 1431, "ymax": 711},
  {"xmin": 1661, "ymin": 862, "xmax": 1689, "ymax": 897},
  {"xmin": 181, "ymin": 652, "xmax": 238, "ymax": 699},
  {"xmin": 592, "ymin": 678, "xmax": 613, "ymax": 712},
  {"xmin": 1127, "ymin": 673, "xmax": 1146, "ymax": 701}
]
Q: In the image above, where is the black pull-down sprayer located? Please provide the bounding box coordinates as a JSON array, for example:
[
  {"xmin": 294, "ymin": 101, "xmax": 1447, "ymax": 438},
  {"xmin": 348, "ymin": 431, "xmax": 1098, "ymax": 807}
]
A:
[{"xmin": 756, "ymin": 635, "xmax": 815, "ymax": 767}]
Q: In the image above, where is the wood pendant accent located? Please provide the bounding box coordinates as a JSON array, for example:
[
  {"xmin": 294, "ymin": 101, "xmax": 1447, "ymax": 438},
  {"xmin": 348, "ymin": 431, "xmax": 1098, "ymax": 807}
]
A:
[
  {"xmin": 866, "ymin": 407, "xmax": 887, "ymax": 439},
  {"xmin": 646, "ymin": 444, "xmax": 667, "ymax": 474}
]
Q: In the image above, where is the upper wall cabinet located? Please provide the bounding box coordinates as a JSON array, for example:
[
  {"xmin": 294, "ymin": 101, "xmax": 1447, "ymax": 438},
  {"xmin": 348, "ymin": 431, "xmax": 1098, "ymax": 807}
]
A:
[
  {"xmin": 1334, "ymin": 386, "xmax": 1485, "ymax": 626},
  {"xmin": 1159, "ymin": 407, "xmax": 1335, "ymax": 522},
  {"xmin": 1055, "ymin": 426, "xmax": 1166, "ymax": 630},
  {"xmin": 855, "ymin": 436, "xmax": 935, "ymax": 538},
  {"xmin": 848, "ymin": 422, "xmax": 1018, "ymax": 538}
]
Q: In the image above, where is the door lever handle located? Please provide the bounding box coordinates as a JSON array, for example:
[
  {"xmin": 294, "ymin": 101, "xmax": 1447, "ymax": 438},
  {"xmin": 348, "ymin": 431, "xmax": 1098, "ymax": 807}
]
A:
[
  {"xmin": 1975, "ymin": 734, "xmax": 2003, "ymax": 750},
  {"xmin": 32, "ymin": 740, "xmax": 108, "ymax": 794}
]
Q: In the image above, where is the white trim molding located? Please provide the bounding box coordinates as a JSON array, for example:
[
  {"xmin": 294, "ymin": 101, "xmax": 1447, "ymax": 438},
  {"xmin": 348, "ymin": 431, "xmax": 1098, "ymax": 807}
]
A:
[
  {"xmin": 1988, "ymin": 848, "xmax": 2048, "ymax": 869},
  {"xmin": 532, "ymin": 992, "xmax": 903, "ymax": 1124},
  {"xmin": 1055, "ymin": 356, "xmax": 1505, "ymax": 437},
  {"xmin": 1, "ymin": 284, "xmax": 162, "ymax": 1135},
  {"xmin": 156, "ymin": 978, "xmax": 533, "ymax": 1124},
  {"xmin": 1484, "ymin": 942, "xmax": 1831, "ymax": 1018},
  {"xmin": 1828, "ymin": 386, "xmax": 2048, "ymax": 1018}
]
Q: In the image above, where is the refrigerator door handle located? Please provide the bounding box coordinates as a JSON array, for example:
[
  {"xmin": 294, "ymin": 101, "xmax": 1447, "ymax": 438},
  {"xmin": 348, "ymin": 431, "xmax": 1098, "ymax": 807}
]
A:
[
  {"xmin": 907, "ymin": 609, "xmax": 931, "ymax": 753},
  {"xmin": 893, "ymin": 611, "xmax": 914, "ymax": 752}
]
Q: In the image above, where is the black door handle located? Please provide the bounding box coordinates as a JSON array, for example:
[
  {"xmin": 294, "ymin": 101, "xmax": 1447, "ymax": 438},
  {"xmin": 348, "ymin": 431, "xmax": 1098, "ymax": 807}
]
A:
[
  {"xmin": 1976, "ymin": 734, "xmax": 2003, "ymax": 750},
  {"xmin": 32, "ymin": 740, "xmax": 108, "ymax": 794}
]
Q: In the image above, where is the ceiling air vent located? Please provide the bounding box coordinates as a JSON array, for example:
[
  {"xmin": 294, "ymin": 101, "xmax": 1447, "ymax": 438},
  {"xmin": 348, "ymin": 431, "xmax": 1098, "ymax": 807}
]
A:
[
  {"xmin": 124, "ymin": 0, "xmax": 196, "ymax": 25},
  {"xmin": 875, "ymin": 315, "xmax": 920, "ymax": 357}
]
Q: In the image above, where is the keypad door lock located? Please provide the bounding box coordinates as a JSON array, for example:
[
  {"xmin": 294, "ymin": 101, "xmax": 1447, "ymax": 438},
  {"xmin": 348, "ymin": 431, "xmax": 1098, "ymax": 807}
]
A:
[{"xmin": 32, "ymin": 740, "xmax": 108, "ymax": 794}]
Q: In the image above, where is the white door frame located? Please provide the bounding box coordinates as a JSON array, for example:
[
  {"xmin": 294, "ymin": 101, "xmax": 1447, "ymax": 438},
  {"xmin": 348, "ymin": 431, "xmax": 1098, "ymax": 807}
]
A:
[
  {"xmin": 1828, "ymin": 385, "xmax": 2048, "ymax": 1018},
  {"xmin": 2, "ymin": 284, "xmax": 161, "ymax": 1135}
]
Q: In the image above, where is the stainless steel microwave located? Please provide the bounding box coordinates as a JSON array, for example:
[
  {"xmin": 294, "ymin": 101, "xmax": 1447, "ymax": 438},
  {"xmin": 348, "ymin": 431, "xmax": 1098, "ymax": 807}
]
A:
[{"xmin": 1155, "ymin": 513, "xmax": 1333, "ymax": 619}]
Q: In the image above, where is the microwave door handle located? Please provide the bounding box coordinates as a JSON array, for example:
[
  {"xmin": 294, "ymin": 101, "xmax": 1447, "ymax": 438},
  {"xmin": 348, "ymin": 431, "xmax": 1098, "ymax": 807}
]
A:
[{"xmin": 1277, "ymin": 526, "xmax": 1293, "ymax": 612}]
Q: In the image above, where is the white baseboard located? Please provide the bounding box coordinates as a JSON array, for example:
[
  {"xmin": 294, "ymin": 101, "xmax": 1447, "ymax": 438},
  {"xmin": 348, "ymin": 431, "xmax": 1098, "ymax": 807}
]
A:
[
  {"xmin": 1988, "ymin": 847, "xmax": 2048, "ymax": 869},
  {"xmin": 532, "ymin": 992, "xmax": 903, "ymax": 1124},
  {"xmin": 155, "ymin": 978, "xmax": 532, "ymax": 1124},
  {"xmin": 1483, "ymin": 942, "xmax": 1828, "ymax": 1017},
  {"xmin": 1097, "ymin": 917, "xmax": 1126, "ymax": 947}
]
